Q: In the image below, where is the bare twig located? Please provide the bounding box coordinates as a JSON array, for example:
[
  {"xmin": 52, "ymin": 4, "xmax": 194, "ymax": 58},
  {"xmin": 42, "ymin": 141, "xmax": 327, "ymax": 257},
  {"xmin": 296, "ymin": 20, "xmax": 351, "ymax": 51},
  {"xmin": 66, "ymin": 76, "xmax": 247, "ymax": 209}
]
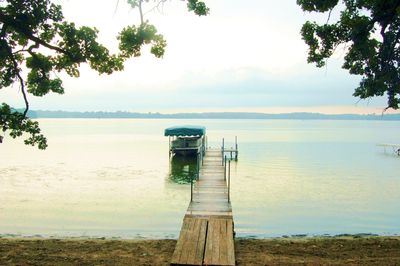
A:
[
  {"xmin": 144, "ymin": 0, "xmax": 166, "ymax": 15},
  {"xmin": 113, "ymin": 0, "xmax": 120, "ymax": 17},
  {"xmin": 139, "ymin": 0, "xmax": 144, "ymax": 24}
]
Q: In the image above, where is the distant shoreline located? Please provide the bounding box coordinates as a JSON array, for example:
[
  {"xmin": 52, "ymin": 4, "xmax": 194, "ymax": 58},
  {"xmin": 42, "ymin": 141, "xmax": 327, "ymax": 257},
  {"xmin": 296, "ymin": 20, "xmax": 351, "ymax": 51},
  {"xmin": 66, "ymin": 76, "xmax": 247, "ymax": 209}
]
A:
[
  {"xmin": 1, "ymin": 232, "xmax": 392, "ymax": 240},
  {"xmin": 24, "ymin": 110, "xmax": 400, "ymax": 121}
]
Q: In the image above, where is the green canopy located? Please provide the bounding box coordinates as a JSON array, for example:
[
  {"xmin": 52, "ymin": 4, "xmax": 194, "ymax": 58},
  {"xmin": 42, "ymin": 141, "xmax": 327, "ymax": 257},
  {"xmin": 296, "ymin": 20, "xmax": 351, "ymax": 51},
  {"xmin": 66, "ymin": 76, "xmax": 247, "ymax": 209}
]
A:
[{"xmin": 164, "ymin": 125, "xmax": 206, "ymax": 137}]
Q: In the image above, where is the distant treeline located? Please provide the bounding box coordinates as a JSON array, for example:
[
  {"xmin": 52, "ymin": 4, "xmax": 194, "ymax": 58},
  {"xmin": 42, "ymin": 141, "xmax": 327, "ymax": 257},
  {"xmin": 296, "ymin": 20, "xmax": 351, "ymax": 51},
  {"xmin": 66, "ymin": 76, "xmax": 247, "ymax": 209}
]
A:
[{"xmin": 23, "ymin": 110, "xmax": 400, "ymax": 120}]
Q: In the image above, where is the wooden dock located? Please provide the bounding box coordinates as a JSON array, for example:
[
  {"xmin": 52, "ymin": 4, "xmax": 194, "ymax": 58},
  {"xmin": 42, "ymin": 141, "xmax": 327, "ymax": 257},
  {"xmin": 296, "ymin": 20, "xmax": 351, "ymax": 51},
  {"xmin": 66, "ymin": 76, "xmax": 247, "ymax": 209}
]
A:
[
  {"xmin": 171, "ymin": 149, "xmax": 235, "ymax": 266},
  {"xmin": 377, "ymin": 143, "xmax": 400, "ymax": 156}
]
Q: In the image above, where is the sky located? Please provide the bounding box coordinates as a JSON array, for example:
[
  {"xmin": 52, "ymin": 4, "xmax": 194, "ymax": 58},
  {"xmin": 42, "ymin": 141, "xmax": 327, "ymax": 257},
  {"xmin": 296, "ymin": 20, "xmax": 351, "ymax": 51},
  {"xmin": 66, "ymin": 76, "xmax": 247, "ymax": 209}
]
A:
[{"xmin": 1, "ymin": 0, "xmax": 399, "ymax": 114}]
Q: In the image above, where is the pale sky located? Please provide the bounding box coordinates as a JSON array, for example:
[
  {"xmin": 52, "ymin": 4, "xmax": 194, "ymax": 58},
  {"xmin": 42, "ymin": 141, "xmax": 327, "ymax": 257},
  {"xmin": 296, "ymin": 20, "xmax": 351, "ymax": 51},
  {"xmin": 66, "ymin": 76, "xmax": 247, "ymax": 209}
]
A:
[{"xmin": 1, "ymin": 0, "xmax": 398, "ymax": 114}]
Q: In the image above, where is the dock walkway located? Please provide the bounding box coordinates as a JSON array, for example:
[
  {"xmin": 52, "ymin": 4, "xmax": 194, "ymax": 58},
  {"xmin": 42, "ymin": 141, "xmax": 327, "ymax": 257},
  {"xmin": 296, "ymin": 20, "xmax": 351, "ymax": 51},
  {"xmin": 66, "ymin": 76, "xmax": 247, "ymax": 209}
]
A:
[{"xmin": 171, "ymin": 149, "xmax": 235, "ymax": 266}]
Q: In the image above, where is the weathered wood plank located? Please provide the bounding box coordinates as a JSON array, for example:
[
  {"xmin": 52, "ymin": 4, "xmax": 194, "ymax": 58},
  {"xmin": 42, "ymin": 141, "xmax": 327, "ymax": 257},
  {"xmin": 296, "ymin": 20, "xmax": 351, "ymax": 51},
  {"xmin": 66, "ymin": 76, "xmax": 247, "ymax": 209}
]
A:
[
  {"xmin": 185, "ymin": 219, "xmax": 201, "ymax": 265},
  {"xmin": 226, "ymin": 219, "xmax": 235, "ymax": 266},
  {"xmin": 182, "ymin": 218, "xmax": 197, "ymax": 264},
  {"xmin": 194, "ymin": 219, "xmax": 208, "ymax": 265},
  {"xmin": 181, "ymin": 218, "xmax": 197, "ymax": 264},
  {"xmin": 212, "ymin": 219, "xmax": 221, "ymax": 265},
  {"xmin": 203, "ymin": 219, "xmax": 235, "ymax": 266},
  {"xmin": 171, "ymin": 218, "xmax": 208, "ymax": 266},
  {"xmin": 171, "ymin": 218, "xmax": 192, "ymax": 264},
  {"xmin": 203, "ymin": 218, "xmax": 214, "ymax": 265},
  {"xmin": 219, "ymin": 219, "xmax": 228, "ymax": 265}
]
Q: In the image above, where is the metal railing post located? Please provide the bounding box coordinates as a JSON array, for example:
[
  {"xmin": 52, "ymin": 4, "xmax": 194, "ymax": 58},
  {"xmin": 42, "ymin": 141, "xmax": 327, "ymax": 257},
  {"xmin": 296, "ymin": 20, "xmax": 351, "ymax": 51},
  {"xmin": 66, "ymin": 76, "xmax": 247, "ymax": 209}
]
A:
[
  {"xmin": 228, "ymin": 159, "xmax": 231, "ymax": 203},
  {"xmin": 235, "ymin": 136, "xmax": 238, "ymax": 161},
  {"xmin": 221, "ymin": 138, "xmax": 225, "ymax": 165},
  {"xmin": 169, "ymin": 136, "xmax": 171, "ymax": 158},
  {"xmin": 224, "ymin": 156, "xmax": 227, "ymax": 181},
  {"xmin": 197, "ymin": 153, "xmax": 200, "ymax": 180},
  {"xmin": 191, "ymin": 176, "xmax": 193, "ymax": 202}
]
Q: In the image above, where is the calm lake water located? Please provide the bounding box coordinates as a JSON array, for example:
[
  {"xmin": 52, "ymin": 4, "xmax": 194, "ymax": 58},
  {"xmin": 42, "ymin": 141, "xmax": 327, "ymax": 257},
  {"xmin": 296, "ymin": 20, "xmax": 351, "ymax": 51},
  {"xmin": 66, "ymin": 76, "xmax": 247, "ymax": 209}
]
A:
[{"xmin": 1, "ymin": 119, "xmax": 399, "ymax": 238}]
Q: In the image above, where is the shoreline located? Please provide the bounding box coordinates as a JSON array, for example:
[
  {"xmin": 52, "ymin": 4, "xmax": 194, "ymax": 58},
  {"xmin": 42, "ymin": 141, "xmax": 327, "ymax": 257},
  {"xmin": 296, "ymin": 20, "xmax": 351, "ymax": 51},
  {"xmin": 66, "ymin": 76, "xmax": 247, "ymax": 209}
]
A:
[
  {"xmin": 1, "ymin": 232, "xmax": 397, "ymax": 240},
  {"xmin": 1, "ymin": 236, "xmax": 399, "ymax": 265}
]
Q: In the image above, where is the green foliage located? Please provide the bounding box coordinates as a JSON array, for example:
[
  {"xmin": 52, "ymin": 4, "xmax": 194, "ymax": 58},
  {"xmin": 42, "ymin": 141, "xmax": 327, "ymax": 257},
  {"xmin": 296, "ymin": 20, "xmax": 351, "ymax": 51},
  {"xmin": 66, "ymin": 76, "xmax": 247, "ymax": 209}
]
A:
[
  {"xmin": 0, "ymin": 0, "xmax": 208, "ymax": 149},
  {"xmin": 126, "ymin": 0, "xmax": 209, "ymax": 16},
  {"xmin": 298, "ymin": 0, "xmax": 400, "ymax": 109},
  {"xmin": 297, "ymin": 0, "xmax": 339, "ymax": 12},
  {"xmin": 0, "ymin": 103, "xmax": 47, "ymax": 149},
  {"xmin": 187, "ymin": 0, "xmax": 209, "ymax": 16},
  {"xmin": 118, "ymin": 23, "xmax": 166, "ymax": 58}
]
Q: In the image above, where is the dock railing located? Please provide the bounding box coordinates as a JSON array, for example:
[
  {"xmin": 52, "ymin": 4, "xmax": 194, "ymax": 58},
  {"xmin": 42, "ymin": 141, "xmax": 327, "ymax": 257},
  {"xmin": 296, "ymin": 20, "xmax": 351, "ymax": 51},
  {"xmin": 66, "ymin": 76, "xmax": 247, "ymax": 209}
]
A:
[
  {"xmin": 221, "ymin": 137, "xmax": 238, "ymax": 162},
  {"xmin": 190, "ymin": 139, "xmax": 236, "ymax": 203}
]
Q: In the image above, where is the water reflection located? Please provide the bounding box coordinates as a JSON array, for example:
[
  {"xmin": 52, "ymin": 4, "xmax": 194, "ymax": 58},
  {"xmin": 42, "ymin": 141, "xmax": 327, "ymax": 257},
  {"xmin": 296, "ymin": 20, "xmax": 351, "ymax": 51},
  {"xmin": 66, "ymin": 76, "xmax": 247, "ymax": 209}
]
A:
[{"xmin": 169, "ymin": 155, "xmax": 198, "ymax": 184}]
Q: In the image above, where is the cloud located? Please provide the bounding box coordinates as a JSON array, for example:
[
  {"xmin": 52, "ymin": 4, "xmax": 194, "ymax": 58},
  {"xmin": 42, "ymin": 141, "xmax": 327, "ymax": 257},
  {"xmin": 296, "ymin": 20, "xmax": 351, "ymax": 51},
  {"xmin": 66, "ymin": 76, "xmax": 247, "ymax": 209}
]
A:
[{"xmin": 0, "ymin": 0, "xmax": 395, "ymax": 113}]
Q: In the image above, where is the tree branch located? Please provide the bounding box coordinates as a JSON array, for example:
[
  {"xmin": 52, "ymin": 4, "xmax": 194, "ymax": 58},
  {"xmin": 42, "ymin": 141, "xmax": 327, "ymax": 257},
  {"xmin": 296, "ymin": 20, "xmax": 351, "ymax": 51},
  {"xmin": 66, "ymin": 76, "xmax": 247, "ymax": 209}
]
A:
[
  {"xmin": 24, "ymin": 31, "xmax": 68, "ymax": 55},
  {"xmin": 4, "ymin": 42, "xmax": 29, "ymax": 117},
  {"xmin": 18, "ymin": 68, "xmax": 29, "ymax": 117},
  {"xmin": 0, "ymin": 11, "xmax": 68, "ymax": 55},
  {"xmin": 0, "ymin": 23, "xmax": 6, "ymax": 37},
  {"xmin": 326, "ymin": 8, "xmax": 333, "ymax": 24}
]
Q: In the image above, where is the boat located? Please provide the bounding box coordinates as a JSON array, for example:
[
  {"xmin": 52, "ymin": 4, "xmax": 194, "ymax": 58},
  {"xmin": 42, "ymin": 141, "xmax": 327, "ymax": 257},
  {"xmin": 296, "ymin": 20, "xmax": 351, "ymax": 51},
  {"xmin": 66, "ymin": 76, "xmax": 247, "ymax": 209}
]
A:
[{"xmin": 164, "ymin": 125, "xmax": 206, "ymax": 157}]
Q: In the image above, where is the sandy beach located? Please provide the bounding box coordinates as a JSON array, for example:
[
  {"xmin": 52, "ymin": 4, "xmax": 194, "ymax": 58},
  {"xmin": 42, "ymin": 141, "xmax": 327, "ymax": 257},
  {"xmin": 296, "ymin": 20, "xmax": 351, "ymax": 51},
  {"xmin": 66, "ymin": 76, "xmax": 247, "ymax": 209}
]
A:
[{"xmin": 1, "ymin": 236, "xmax": 399, "ymax": 265}]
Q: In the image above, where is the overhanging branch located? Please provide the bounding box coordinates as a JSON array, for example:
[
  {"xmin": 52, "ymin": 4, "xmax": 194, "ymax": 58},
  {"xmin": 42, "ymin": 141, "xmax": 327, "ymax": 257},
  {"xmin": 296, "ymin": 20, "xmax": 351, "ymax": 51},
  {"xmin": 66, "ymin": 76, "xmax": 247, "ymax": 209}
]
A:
[
  {"xmin": 0, "ymin": 11, "xmax": 68, "ymax": 55},
  {"xmin": 4, "ymin": 42, "xmax": 29, "ymax": 117}
]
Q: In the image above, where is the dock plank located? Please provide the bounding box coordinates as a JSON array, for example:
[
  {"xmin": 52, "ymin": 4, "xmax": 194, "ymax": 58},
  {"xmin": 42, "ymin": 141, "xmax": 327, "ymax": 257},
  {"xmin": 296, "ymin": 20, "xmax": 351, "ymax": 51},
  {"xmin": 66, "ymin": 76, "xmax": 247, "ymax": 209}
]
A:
[
  {"xmin": 219, "ymin": 219, "xmax": 228, "ymax": 265},
  {"xmin": 226, "ymin": 219, "xmax": 235, "ymax": 265},
  {"xmin": 203, "ymin": 219, "xmax": 235, "ymax": 266},
  {"xmin": 171, "ymin": 218, "xmax": 191, "ymax": 264},
  {"xmin": 171, "ymin": 218, "xmax": 208, "ymax": 266}
]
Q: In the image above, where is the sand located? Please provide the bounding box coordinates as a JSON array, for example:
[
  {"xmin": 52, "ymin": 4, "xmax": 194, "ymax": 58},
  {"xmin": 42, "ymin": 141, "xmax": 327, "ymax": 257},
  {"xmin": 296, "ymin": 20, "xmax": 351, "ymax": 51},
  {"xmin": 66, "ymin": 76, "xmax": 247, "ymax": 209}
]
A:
[{"xmin": 1, "ymin": 236, "xmax": 399, "ymax": 265}]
